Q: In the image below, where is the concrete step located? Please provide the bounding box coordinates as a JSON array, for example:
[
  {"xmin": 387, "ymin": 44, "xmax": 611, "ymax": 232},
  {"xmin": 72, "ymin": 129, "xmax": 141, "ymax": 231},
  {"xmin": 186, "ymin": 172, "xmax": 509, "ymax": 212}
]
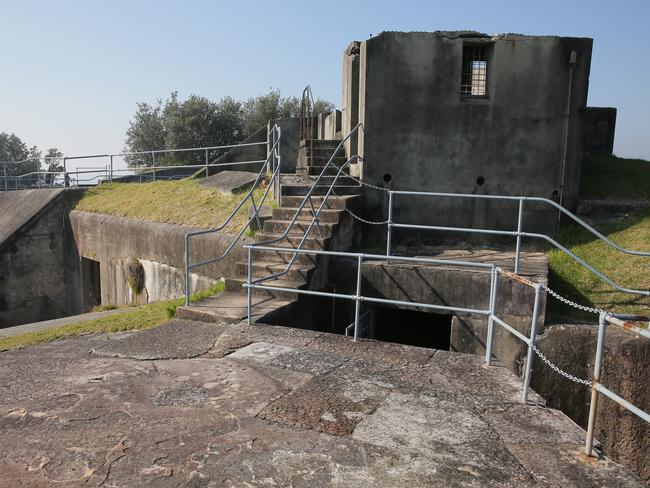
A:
[
  {"xmin": 280, "ymin": 195, "xmax": 358, "ymax": 210},
  {"xmin": 252, "ymin": 234, "xmax": 329, "ymax": 265},
  {"xmin": 302, "ymin": 139, "xmax": 343, "ymax": 149},
  {"xmin": 235, "ymin": 260, "xmax": 314, "ymax": 282},
  {"xmin": 175, "ymin": 292, "xmax": 292, "ymax": 323},
  {"xmin": 272, "ymin": 207, "xmax": 342, "ymax": 223},
  {"xmin": 307, "ymin": 165, "xmax": 350, "ymax": 176},
  {"xmin": 281, "ymin": 184, "xmax": 361, "ymax": 197},
  {"xmin": 225, "ymin": 275, "xmax": 305, "ymax": 300},
  {"xmin": 307, "ymin": 175, "xmax": 358, "ymax": 186},
  {"xmin": 263, "ymin": 219, "xmax": 335, "ymax": 238}
]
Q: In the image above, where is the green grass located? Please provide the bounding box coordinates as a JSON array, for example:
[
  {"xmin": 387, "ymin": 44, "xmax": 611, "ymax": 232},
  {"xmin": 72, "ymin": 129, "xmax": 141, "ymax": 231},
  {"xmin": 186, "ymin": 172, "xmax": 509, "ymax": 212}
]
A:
[
  {"xmin": 76, "ymin": 178, "xmax": 274, "ymax": 232},
  {"xmin": 548, "ymin": 209, "xmax": 650, "ymax": 319},
  {"xmin": 0, "ymin": 281, "xmax": 224, "ymax": 352},
  {"xmin": 580, "ymin": 153, "xmax": 650, "ymax": 200}
]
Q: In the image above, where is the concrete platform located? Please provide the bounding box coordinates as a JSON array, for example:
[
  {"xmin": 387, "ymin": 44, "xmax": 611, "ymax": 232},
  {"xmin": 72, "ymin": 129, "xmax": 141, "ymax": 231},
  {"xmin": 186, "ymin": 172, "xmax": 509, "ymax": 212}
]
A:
[{"xmin": 0, "ymin": 321, "xmax": 644, "ymax": 487}]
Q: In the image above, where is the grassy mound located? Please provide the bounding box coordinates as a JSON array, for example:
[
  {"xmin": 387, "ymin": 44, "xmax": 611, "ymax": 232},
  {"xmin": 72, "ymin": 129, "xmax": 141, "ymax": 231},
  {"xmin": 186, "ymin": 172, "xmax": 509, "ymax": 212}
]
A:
[{"xmin": 75, "ymin": 179, "xmax": 272, "ymax": 232}]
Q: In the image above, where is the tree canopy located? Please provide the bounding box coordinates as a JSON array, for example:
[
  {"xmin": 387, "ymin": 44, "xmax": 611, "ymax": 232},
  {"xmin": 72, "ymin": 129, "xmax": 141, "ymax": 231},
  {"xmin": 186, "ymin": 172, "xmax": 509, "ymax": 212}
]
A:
[{"xmin": 124, "ymin": 89, "xmax": 335, "ymax": 167}]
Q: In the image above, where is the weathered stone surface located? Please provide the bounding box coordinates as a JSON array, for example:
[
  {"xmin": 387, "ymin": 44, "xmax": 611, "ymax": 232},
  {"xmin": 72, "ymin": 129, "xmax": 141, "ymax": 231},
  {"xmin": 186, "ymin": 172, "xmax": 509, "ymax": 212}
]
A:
[
  {"xmin": 199, "ymin": 170, "xmax": 259, "ymax": 193},
  {"xmin": 91, "ymin": 319, "xmax": 224, "ymax": 359},
  {"xmin": 0, "ymin": 321, "xmax": 645, "ymax": 486}
]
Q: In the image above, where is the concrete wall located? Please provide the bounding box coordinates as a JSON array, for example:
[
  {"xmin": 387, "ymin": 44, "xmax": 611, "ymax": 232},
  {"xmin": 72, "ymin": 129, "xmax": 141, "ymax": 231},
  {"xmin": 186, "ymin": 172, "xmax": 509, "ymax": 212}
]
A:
[
  {"xmin": 270, "ymin": 117, "xmax": 300, "ymax": 174},
  {"xmin": 344, "ymin": 31, "xmax": 592, "ymax": 241},
  {"xmin": 583, "ymin": 107, "xmax": 617, "ymax": 154},
  {"xmin": 342, "ymin": 41, "xmax": 361, "ymax": 160},
  {"xmin": 0, "ymin": 189, "xmax": 84, "ymax": 327},
  {"xmin": 69, "ymin": 211, "xmax": 247, "ymax": 307}
]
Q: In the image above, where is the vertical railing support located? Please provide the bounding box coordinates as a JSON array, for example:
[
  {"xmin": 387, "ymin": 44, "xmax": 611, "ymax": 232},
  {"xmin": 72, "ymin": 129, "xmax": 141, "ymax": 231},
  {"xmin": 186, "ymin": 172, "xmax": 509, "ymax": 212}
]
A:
[
  {"xmin": 205, "ymin": 148, "xmax": 209, "ymax": 176},
  {"xmin": 152, "ymin": 152, "xmax": 156, "ymax": 182},
  {"xmin": 3, "ymin": 162, "xmax": 7, "ymax": 192},
  {"xmin": 585, "ymin": 313, "xmax": 607, "ymax": 456},
  {"xmin": 63, "ymin": 157, "xmax": 69, "ymax": 188},
  {"xmin": 247, "ymin": 246, "xmax": 253, "ymax": 325},
  {"xmin": 353, "ymin": 255, "xmax": 363, "ymax": 341},
  {"xmin": 486, "ymin": 266, "xmax": 500, "ymax": 365},
  {"xmin": 184, "ymin": 235, "xmax": 191, "ymax": 306},
  {"xmin": 515, "ymin": 198, "xmax": 524, "ymax": 274},
  {"xmin": 109, "ymin": 155, "xmax": 114, "ymax": 183},
  {"xmin": 522, "ymin": 283, "xmax": 542, "ymax": 402},
  {"xmin": 386, "ymin": 191, "xmax": 394, "ymax": 257}
]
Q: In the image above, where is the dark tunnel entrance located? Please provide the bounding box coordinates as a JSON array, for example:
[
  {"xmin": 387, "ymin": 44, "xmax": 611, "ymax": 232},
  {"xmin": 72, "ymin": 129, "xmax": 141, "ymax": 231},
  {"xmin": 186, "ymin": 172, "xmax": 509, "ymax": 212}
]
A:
[{"xmin": 372, "ymin": 306, "xmax": 452, "ymax": 350}]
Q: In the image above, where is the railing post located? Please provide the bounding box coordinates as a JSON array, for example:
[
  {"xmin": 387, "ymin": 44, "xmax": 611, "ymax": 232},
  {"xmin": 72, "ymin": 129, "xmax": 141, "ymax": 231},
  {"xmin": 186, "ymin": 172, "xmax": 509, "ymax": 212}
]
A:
[
  {"xmin": 3, "ymin": 162, "xmax": 7, "ymax": 192},
  {"xmin": 515, "ymin": 198, "xmax": 524, "ymax": 274},
  {"xmin": 486, "ymin": 266, "xmax": 500, "ymax": 365},
  {"xmin": 247, "ymin": 246, "xmax": 253, "ymax": 325},
  {"xmin": 585, "ymin": 313, "xmax": 607, "ymax": 456},
  {"xmin": 205, "ymin": 148, "xmax": 209, "ymax": 176},
  {"xmin": 184, "ymin": 235, "xmax": 191, "ymax": 306},
  {"xmin": 63, "ymin": 157, "xmax": 69, "ymax": 188},
  {"xmin": 522, "ymin": 283, "xmax": 542, "ymax": 403},
  {"xmin": 353, "ymin": 255, "xmax": 363, "ymax": 341},
  {"xmin": 152, "ymin": 152, "xmax": 156, "ymax": 182},
  {"xmin": 386, "ymin": 191, "xmax": 394, "ymax": 256},
  {"xmin": 109, "ymin": 155, "xmax": 114, "ymax": 183}
]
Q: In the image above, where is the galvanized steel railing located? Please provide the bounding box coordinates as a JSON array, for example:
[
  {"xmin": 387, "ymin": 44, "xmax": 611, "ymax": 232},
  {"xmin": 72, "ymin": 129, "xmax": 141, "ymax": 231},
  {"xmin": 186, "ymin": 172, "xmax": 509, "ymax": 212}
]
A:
[
  {"xmin": 183, "ymin": 125, "xmax": 282, "ymax": 305},
  {"xmin": 242, "ymin": 246, "xmax": 650, "ymax": 457},
  {"xmin": 1, "ymin": 140, "xmax": 268, "ymax": 190},
  {"xmin": 385, "ymin": 191, "xmax": 650, "ymax": 297}
]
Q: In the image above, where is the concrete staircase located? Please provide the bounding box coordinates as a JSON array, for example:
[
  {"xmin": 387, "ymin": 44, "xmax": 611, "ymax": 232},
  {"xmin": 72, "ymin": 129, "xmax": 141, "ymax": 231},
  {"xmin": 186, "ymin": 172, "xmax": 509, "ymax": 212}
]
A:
[{"xmin": 177, "ymin": 148, "xmax": 361, "ymax": 324}]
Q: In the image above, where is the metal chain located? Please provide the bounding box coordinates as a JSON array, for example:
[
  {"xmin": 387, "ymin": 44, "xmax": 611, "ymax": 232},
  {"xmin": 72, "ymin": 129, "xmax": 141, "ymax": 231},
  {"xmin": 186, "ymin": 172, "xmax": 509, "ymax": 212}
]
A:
[
  {"xmin": 329, "ymin": 162, "xmax": 390, "ymax": 192},
  {"xmin": 539, "ymin": 283, "xmax": 610, "ymax": 316},
  {"xmin": 530, "ymin": 343, "xmax": 593, "ymax": 386},
  {"xmin": 344, "ymin": 206, "xmax": 389, "ymax": 225}
]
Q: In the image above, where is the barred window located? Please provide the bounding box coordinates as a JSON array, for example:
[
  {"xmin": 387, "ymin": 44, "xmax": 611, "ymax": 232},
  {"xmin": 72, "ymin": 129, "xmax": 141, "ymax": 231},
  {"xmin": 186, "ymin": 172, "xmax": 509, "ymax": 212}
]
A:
[{"xmin": 461, "ymin": 45, "xmax": 489, "ymax": 97}]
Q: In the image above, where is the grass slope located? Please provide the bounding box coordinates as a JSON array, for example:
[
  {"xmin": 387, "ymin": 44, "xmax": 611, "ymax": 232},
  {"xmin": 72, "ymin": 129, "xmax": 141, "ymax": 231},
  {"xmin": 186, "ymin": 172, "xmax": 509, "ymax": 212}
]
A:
[
  {"xmin": 0, "ymin": 282, "xmax": 224, "ymax": 352},
  {"xmin": 75, "ymin": 179, "xmax": 273, "ymax": 232},
  {"xmin": 548, "ymin": 154, "xmax": 650, "ymax": 319},
  {"xmin": 580, "ymin": 153, "xmax": 650, "ymax": 200}
]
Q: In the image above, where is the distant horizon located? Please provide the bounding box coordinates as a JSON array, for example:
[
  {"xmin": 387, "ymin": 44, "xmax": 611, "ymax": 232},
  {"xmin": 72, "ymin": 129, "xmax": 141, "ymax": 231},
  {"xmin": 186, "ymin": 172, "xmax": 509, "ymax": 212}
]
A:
[{"xmin": 2, "ymin": 0, "xmax": 649, "ymax": 172}]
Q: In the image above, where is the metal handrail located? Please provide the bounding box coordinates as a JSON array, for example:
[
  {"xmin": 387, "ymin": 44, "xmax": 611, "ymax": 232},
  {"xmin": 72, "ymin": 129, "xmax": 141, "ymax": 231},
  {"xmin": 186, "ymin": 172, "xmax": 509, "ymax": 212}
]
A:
[
  {"xmin": 299, "ymin": 85, "xmax": 315, "ymax": 140},
  {"xmin": 183, "ymin": 125, "xmax": 281, "ymax": 305},
  {"xmin": 249, "ymin": 123, "xmax": 363, "ymax": 285},
  {"xmin": 387, "ymin": 190, "xmax": 650, "ymax": 297}
]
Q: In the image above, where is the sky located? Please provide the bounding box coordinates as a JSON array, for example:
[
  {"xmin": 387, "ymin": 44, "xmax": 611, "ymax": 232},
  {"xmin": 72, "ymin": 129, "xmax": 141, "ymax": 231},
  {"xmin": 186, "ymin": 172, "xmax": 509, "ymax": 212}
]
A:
[{"xmin": 1, "ymin": 0, "xmax": 649, "ymax": 172}]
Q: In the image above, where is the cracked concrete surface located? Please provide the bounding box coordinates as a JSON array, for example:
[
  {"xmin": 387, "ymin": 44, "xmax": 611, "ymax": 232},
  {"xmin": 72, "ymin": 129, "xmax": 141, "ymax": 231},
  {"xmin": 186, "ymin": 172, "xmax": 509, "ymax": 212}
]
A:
[{"xmin": 0, "ymin": 320, "xmax": 645, "ymax": 487}]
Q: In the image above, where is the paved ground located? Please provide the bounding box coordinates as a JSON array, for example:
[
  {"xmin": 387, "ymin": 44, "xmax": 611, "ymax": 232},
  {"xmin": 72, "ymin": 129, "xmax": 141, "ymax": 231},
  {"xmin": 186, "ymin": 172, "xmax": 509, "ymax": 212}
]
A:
[{"xmin": 0, "ymin": 320, "xmax": 645, "ymax": 487}]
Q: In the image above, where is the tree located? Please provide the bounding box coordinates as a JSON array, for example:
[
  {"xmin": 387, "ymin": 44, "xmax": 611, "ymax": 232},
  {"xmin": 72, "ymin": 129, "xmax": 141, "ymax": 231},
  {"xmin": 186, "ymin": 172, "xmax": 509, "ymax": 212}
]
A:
[
  {"xmin": 43, "ymin": 148, "xmax": 64, "ymax": 186},
  {"xmin": 124, "ymin": 100, "xmax": 165, "ymax": 167},
  {"xmin": 123, "ymin": 89, "xmax": 336, "ymax": 168},
  {"xmin": 0, "ymin": 132, "xmax": 40, "ymax": 187}
]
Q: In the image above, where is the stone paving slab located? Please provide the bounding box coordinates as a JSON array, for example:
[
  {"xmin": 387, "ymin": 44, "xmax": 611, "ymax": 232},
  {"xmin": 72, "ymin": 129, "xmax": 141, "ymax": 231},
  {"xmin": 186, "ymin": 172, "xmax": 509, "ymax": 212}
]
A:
[{"xmin": 0, "ymin": 320, "xmax": 645, "ymax": 487}]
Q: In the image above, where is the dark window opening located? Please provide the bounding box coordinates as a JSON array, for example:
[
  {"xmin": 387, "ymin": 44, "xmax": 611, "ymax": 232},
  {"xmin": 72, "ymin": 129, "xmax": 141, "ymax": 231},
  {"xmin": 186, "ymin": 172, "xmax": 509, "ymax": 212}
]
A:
[
  {"xmin": 81, "ymin": 257, "xmax": 101, "ymax": 311},
  {"xmin": 372, "ymin": 306, "xmax": 452, "ymax": 350},
  {"xmin": 461, "ymin": 45, "xmax": 489, "ymax": 97}
]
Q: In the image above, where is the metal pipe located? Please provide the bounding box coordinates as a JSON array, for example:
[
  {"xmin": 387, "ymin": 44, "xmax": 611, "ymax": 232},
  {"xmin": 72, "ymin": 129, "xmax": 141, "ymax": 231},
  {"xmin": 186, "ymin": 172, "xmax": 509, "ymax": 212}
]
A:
[
  {"xmin": 522, "ymin": 284, "xmax": 542, "ymax": 403},
  {"xmin": 387, "ymin": 191, "xmax": 394, "ymax": 256},
  {"xmin": 184, "ymin": 235, "xmax": 191, "ymax": 306},
  {"xmin": 486, "ymin": 266, "xmax": 499, "ymax": 364},
  {"xmin": 492, "ymin": 315, "xmax": 530, "ymax": 344},
  {"xmin": 595, "ymin": 384, "xmax": 650, "ymax": 423},
  {"xmin": 585, "ymin": 313, "xmax": 607, "ymax": 456},
  {"xmin": 109, "ymin": 155, "xmax": 113, "ymax": 183},
  {"xmin": 354, "ymin": 255, "xmax": 363, "ymax": 341},
  {"xmin": 247, "ymin": 246, "xmax": 253, "ymax": 325},
  {"xmin": 558, "ymin": 52, "xmax": 576, "ymax": 230},
  {"xmin": 514, "ymin": 199, "xmax": 524, "ymax": 273}
]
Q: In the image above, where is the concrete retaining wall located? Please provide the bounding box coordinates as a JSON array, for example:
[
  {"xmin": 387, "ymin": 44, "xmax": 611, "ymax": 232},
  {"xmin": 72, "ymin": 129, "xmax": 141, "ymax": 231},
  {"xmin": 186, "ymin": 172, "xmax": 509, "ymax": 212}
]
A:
[
  {"xmin": 69, "ymin": 211, "xmax": 247, "ymax": 307},
  {"xmin": 0, "ymin": 189, "xmax": 84, "ymax": 328},
  {"xmin": 531, "ymin": 323, "xmax": 649, "ymax": 482}
]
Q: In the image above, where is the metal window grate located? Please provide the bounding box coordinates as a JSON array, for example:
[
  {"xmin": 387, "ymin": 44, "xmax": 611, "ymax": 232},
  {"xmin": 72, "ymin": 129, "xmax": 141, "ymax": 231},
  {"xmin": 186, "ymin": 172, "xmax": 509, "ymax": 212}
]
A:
[{"xmin": 461, "ymin": 45, "xmax": 488, "ymax": 96}]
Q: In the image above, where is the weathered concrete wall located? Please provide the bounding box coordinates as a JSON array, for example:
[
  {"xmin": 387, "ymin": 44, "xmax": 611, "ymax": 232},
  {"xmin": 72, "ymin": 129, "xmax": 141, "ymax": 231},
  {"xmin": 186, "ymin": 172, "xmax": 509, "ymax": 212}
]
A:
[
  {"xmin": 531, "ymin": 323, "xmax": 650, "ymax": 482},
  {"xmin": 207, "ymin": 126, "xmax": 268, "ymax": 177},
  {"xmin": 583, "ymin": 107, "xmax": 617, "ymax": 155},
  {"xmin": 342, "ymin": 41, "xmax": 361, "ymax": 161},
  {"xmin": 271, "ymin": 117, "xmax": 300, "ymax": 173},
  {"xmin": 345, "ymin": 31, "xmax": 592, "ymax": 240},
  {"xmin": 69, "ymin": 211, "xmax": 247, "ymax": 307},
  {"xmin": 0, "ymin": 189, "xmax": 84, "ymax": 327}
]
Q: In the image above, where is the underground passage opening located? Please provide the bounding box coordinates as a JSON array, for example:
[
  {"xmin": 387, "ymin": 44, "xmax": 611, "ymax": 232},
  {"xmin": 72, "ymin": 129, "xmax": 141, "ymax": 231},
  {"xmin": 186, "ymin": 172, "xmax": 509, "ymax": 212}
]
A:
[
  {"xmin": 81, "ymin": 257, "xmax": 101, "ymax": 312},
  {"xmin": 372, "ymin": 306, "xmax": 452, "ymax": 350}
]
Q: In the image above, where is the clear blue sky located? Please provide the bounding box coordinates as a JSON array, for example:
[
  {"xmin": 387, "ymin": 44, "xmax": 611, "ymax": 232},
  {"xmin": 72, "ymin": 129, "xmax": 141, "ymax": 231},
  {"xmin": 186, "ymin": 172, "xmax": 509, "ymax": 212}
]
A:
[{"xmin": 2, "ymin": 0, "xmax": 649, "ymax": 165}]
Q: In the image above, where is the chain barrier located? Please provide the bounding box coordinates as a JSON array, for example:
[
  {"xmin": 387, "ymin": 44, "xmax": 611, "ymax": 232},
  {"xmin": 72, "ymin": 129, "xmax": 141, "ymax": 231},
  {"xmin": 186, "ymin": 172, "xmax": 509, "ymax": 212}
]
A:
[{"xmin": 530, "ymin": 343, "xmax": 593, "ymax": 386}]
